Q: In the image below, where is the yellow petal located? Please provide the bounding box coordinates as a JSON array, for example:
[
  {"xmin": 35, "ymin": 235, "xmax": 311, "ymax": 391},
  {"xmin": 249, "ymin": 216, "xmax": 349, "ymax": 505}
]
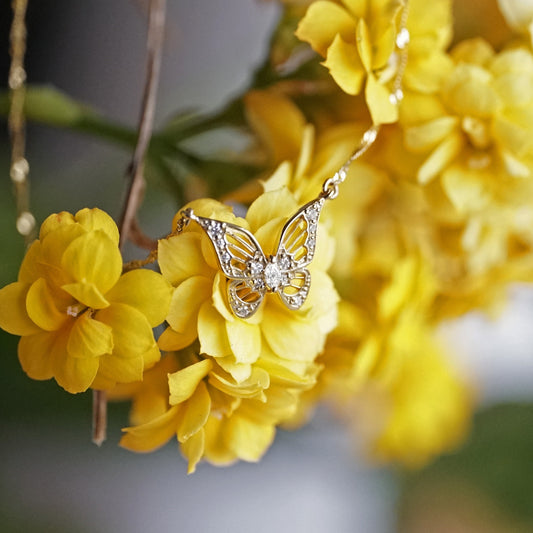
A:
[
  {"xmin": 451, "ymin": 38, "xmax": 494, "ymax": 66},
  {"xmin": 244, "ymin": 90, "xmax": 306, "ymax": 164},
  {"xmin": 142, "ymin": 343, "xmax": 162, "ymax": 370},
  {"xmin": 262, "ymin": 162, "xmax": 293, "ymax": 193},
  {"xmin": 121, "ymin": 405, "xmax": 180, "ymax": 452},
  {"xmin": 67, "ymin": 312, "xmax": 113, "ymax": 358},
  {"xmin": 18, "ymin": 240, "xmax": 43, "ymax": 283},
  {"xmin": 38, "ymin": 225, "xmax": 86, "ymax": 289},
  {"xmin": 262, "ymin": 301, "xmax": 322, "ymax": 361},
  {"xmin": 181, "ymin": 428, "xmax": 205, "ymax": 474},
  {"xmin": 52, "ymin": 327, "xmax": 99, "ymax": 393},
  {"xmin": 212, "ymin": 272, "xmax": 236, "ymax": 322},
  {"xmin": 18, "ymin": 331, "xmax": 56, "ymax": 380},
  {"xmin": 246, "ymin": 188, "xmax": 298, "ymax": 234},
  {"xmin": 106, "ymin": 269, "xmax": 172, "ymax": 327},
  {"xmin": 441, "ymin": 166, "xmax": 491, "ymax": 212},
  {"xmin": 0, "ymin": 282, "xmax": 41, "ymax": 336},
  {"xmin": 158, "ymin": 232, "xmax": 212, "ymax": 286},
  {"xmin": 215, "ymin": 357, "xmax": 252, "ymax": 383},
  {"xmin": 96, "ymin": 302, "xmax": 155, "ymax": 358},
  {"xmin": 372, "ymin": 24, "xmax": 396, "ymax": 71},
  {"xmin": 294, "ymin": 125, "xmax": 315, "ymax": 181},
  {"xmin": 204, "ymin": 417, "xmax": 237, "ymax": 465},
  {"xmin": 74, "ymin": 207, "xmax": 120, "ymax": 245},
  {"xmin": 295, "ymin": 0, "xmax": 356, "ymax": 56},
  {"xmin": 209, "ymin": 366, "xmax": 269, "ymax": 399},
  {"xmin": 167, "ymin": 276, "xmax": 212, "ymax": 333},
  {"xmin": 225, "ymin": 414, "xmax": 275, "ymax": 462},
  {"xmin": 405, "ymin": 116, "xmax": 459, "ymax": 152},
  {"xmin": 238, "ymin": 387, "xmax": 297, "ymax": 426},
  {"xmin": 169, "ymin": 358, "xmax": 213, "ymax": 405},
  {"xmin": 177, "ymin": 381, "xmax": 211, "ymax": 442},
  {"xmin": 97, "ymin": 352, "xmax": 144, "ymax": 384},
  {"xmin": 158, "ymin": 325, "xmax": 197, "ymax": 351},
  {"xmin": 225, "ymin": 319, "xmax": 261, "ymax": 364},
  {"xmin": 365, "ymin": 73, "xmax": 398, "ymax": 125},
  {"xmin": 39, "ymin": 211, "xmax": 76, "ymax": 240},
  {"xmin": 61, "ymin": 282, "xmax": 110, "ymax": 310},
  {"xmin": 304, "ymin": 270, "xmax": 339, "ymax": 334},
  {"xmin": 405, "ymin": 52, "xmax": 454, "ymax": 94},
  {"xmin": 444, "ymin": 64, "xmax": 499, "ymax": 118},
  {"xmin": 355, "ymin": 18, "xmax": 372, "ymax": 72},
  {"xmin": 61, "ymin": 230, "xmax": 122, "ymax": 295},
  {"xmin": 198, "ymin": 301, "xmax": 232, "ymax": 357},
  {"xmin": 323, "ymin": 34, "xmax": 366, "ymax": 95},
  {"xmin": 417, "ymin": 133, "xmax": 463, "ymax": 184},
  {"xmin": 26, "ymin": 278, "xmax": 68, "ymax": 332}
]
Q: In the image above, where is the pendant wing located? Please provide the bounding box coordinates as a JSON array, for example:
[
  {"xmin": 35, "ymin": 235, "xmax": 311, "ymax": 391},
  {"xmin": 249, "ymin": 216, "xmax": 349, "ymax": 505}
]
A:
[
  {"xmin": 273, "ymin": 197, "xmax": 325, "ymax": 311},
  {"xmin": 191, "ymin": 213, "xmax": 266, "ymax": 280},
  {"xmin": 228, "ymin": 279, "xmax": 265, "ymax": 319},
  {"xmin": 276, "ymin": 197, "xmax": 324, "ymax": 269},
  {"xmin": 277, "ymin": 268, "xmax": 311, "ymax": 311}
]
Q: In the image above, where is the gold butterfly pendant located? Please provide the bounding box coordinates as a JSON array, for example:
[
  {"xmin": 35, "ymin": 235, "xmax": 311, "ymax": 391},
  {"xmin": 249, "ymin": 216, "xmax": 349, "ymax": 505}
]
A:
[{"xmin": 180, "ymin": 198, "xmax": 325, "ymax": 319}]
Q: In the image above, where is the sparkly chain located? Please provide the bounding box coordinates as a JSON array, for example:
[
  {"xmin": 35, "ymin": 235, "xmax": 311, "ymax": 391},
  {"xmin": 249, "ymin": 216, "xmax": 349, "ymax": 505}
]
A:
[
  {"xmin": 8, "ymin": 0, "xmax": 36, "ymax": 244},
  {"xmin": 320, "ymin": 0, "xmax": 410, "ymax": 201}
]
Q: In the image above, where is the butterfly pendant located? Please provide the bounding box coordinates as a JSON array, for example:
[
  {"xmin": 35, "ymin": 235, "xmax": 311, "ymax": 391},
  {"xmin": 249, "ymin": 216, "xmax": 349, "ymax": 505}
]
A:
[{"xmin": 181, "ymin": 197, "xmax": 325, "ymax": 319}]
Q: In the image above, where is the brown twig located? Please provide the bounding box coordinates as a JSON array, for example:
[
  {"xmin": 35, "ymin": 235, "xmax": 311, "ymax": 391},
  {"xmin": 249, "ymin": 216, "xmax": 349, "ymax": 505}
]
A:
[{"xmin": 92, "ymin": 0, "xmax": 167, "ymax": 446}]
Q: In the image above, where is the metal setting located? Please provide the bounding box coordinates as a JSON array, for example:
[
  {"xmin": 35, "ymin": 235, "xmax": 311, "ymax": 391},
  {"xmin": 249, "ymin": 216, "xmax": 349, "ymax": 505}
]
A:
[{"xmin": 178, "ymin": 198, "xmax": 324, "ymax": 318}]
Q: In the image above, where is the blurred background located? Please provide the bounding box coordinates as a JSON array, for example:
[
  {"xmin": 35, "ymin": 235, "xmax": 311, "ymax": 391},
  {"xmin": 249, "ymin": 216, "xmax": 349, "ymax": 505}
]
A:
[{"xmin": 1, "ymin": 1, "xmax": 533, "ymax": 531}]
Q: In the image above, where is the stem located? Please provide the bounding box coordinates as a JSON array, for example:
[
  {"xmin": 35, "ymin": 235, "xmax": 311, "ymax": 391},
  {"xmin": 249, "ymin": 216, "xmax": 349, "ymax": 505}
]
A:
[
  {"xmin": 92, "ymin": 0, "xmax": 167, "ymax": 446},
  {"xmin": 118, "ymin": 0, "xmax": 166, "ymax": 248},
  {"xmin": 92, "ymin": 390, "xmax": 107, "ymax": 447}
]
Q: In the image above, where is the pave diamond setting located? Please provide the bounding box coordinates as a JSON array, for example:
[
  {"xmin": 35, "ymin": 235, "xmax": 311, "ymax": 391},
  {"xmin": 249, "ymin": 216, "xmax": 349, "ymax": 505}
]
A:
[{"xmin": 178, "ymin": 196, "xmax": 324, "ymax": 318}]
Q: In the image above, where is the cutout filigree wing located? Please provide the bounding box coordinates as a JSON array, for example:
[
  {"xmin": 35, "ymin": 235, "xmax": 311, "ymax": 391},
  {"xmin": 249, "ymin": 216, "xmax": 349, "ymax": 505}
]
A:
[
  {"xmin": 228, "ymin": 279, "xmax": 265, "ymax": 319},
  {"xmin": 276, "ymin": 197, "xmax": 325, "ymax": 269},
  {"xmin": 277, "ymin": 268, "xmax": 311, "ymax": 311},
  {"xmin": 190, "ymin": 213, "xmax": 266, "ymax": 280}
]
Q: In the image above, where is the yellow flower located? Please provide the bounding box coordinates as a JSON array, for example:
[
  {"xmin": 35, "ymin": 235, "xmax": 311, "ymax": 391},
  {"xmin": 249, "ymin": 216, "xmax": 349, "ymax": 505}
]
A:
[
  {"xmin": 0, "ymin": 208, "xmax": 172, "ymax": 393},
  {"xmin": 124, "ymin": 187, "xmax": 337, "ymax": 470},
  {"xmin": 119, "ymin": 348, "xmax": 320, "ymax": 473},
  {"xmin": 295, "ymin": 0, "xmax": 453, "ymax": 124},
  {"xmin": 403, "ymin": 39, "xmax": 533, "ymax": 204},
  {"xmin": 157, "ymin": 189, "xmax": 338, "ymax": 382},
  {"xmin": 362, "ymin": 339, "xmax": 472, "ymax": 468}
]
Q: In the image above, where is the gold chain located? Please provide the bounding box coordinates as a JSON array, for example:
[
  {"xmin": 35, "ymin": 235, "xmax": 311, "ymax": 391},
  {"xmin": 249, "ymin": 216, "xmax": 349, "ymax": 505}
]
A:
[{"xmin": 9, "ymin": 0, "xmax": 36, "ymax": 244}]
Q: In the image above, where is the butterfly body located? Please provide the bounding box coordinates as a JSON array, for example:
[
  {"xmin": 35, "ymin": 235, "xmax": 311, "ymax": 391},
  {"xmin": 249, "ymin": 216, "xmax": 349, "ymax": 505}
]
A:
[{"xmin": 181, "ymin": 197, "xmax": 324, "ymax": 319}]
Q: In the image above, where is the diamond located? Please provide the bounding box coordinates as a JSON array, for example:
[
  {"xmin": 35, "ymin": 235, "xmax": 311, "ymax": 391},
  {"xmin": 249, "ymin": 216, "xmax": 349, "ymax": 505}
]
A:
[
  {"xmin": 264, "ymin": 261, "xmax": 283, "ymax": 290},
  {"xmin": 291, "ymin": 295, "xmax": 303, "ymax": 308},
  {"xmin": 278, "ymin": 254, "xmax": 291, "ymax": 270},
  {"xmin": 208, "ymin": 221, "xmax": 225, "ymax": 238},
  {"xmin": 221, "ymin": 252, "xmax": 231, "ymax": 263},
  {"xmin": 248, "ymin": 259, "xmax": 264, "ymax": 276}
]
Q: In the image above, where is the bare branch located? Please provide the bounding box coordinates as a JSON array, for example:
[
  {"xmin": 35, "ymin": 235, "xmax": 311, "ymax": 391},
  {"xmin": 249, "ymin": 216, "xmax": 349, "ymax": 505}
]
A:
[{"xmin": 92, "ymin": 0, "xmax": 167, "ymax": 446}]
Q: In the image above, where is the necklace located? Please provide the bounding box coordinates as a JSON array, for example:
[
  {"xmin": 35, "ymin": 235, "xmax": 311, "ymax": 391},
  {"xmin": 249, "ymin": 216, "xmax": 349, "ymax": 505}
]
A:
[{"xmin": 175, "ymin": 3, "xmax": 410, "ymax": 319}]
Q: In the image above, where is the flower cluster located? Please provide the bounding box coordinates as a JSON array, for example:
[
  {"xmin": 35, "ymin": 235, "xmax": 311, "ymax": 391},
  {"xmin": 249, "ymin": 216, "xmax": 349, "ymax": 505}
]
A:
[
  {"xmin": 2, "ymin": 0, "xmax": 531, "ymax": 473},
  {"xmin": 0, "ymin": 208, "xmax": 171, "ymax": 393},
  {"xmin": 118, "ymin": 189, "xmax": 337, "ymax": 471}
]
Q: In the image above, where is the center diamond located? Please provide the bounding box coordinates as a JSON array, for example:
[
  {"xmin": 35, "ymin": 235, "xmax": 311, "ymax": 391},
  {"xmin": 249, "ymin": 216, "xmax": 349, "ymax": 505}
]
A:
[{"xmin": 264, "ymin": 261, "xmax": 283, "ymax": 291}]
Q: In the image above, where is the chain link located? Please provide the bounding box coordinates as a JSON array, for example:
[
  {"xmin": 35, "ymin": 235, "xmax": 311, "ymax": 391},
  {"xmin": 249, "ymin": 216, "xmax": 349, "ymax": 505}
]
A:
[{"xmin": 9, "ymin": 0, "xmax": 36, "ymax": 244}]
